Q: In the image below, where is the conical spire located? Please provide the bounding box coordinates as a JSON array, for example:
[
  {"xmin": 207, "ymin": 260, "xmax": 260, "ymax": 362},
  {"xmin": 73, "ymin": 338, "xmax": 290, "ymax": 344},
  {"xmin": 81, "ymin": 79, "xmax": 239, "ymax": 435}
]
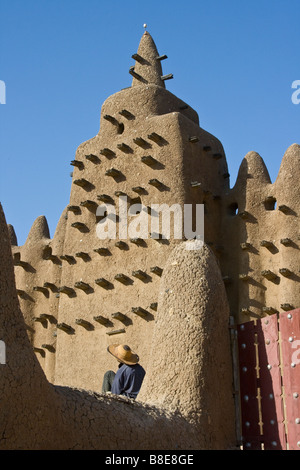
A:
[
  {"xmin": 25, "ymin": 215, "xmax": 50, "ymax": 246},
  {"xmin": 130, "ymin": 31, "xmax": 168, "ymax": 88},
  {"xmin": 7, "ymin": 224, "xmax": 18, "ymax": 246}
]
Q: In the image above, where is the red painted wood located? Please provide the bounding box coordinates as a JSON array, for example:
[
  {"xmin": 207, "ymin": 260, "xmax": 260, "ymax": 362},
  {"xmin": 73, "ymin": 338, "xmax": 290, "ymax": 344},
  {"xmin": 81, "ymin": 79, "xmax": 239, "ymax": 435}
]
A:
[
  {"xmin": 237, "ymin": 321, "xmax": 261, "ymax": 449},
  {"xmin": 256, "ymin": 315, "xmax": 287, "ymax": 449},
  {"xmin": 279, "ymin": 308, "xmax": 300, "ymax": 450}
]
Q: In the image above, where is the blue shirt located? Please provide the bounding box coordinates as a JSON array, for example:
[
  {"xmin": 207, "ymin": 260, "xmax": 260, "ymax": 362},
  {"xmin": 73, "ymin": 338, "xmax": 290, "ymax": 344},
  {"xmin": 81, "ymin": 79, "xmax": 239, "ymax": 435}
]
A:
[{"xmin": 111, "ymin": 363, "xmax": 146, "ymax": 399}]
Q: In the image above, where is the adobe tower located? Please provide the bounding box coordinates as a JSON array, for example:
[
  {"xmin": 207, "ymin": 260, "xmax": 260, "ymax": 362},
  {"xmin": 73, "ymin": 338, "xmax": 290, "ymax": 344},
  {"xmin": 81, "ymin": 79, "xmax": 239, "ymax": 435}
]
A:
[
  {"xmin": 10, "ymin": 31, "xmax": 230, "ymax": 390},
  {"xmin": 9, "ymin": 31, "xmax": 299, "ymax": 395}
]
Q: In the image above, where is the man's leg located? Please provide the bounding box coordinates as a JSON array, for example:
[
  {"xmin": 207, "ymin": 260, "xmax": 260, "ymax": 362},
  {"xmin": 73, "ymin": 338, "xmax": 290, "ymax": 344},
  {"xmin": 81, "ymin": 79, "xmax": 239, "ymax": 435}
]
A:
[{"xmin": 101, "ymin": 370, "xmax": 116, "ymax": 393}]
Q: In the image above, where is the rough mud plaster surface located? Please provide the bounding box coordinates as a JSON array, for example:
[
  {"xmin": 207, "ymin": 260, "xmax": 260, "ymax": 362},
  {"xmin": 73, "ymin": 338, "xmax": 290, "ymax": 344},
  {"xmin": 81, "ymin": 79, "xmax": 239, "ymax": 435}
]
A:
[
  {"xmin": 139, "ymin": 241, "xmax": 236, "ymax": 449},
  {"xmin": 221, "ymin": 144, "xmax": 300, "ymax": 323},
  {"xmin": 0, "ymin": 204, "xmax": 236, "ymax": 450}
]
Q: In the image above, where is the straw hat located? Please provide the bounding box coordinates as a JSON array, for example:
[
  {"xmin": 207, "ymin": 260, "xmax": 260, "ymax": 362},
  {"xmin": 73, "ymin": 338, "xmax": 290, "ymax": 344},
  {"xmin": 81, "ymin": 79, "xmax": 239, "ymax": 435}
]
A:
[{"xmin": 107, "ymin": 344, "xmax": 139, "ymax": 365}]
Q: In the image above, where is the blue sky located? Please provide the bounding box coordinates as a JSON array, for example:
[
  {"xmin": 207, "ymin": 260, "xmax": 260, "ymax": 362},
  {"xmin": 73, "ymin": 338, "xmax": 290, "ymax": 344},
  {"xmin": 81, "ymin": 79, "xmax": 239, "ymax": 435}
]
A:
[{"xmin": 0, "ymin": 0, "xmax": 299, "ymax": 245}]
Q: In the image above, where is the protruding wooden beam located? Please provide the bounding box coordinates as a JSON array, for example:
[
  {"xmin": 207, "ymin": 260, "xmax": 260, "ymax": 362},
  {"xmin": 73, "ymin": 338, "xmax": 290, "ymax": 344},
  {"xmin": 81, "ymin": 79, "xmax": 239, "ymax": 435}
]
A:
[
  {"xmin": 147, "ymin": 132, "xmax": 164, "ymax": 143},
  {"xmin": 100, "ymin": 148, "xmax": 116, "ymax": 158},
  {"xmin": 132, "ymin": 270, "xmax": 147, "ymax": 281},
  {"xmin": 60, "ymin": 254, "xmax": 76, "ymax": 263},
  {"xmin": 97, "ymin": 194, "xmax": 114, "ymax": 204},
  {"xmin": 115, "ymin": 190, "xmax": 128, "ymax": 198},
  {"xmin": 240, "ymin": 308, "xmax": 251, "ymax": 316},
  {"xmin": 106, "ymin": 328, "xmax": 125, "ymax": 336},
  {"xmin": 114, "ymin": 273, "xmax": 131, "ymax": 285},
  {"xmin": 148, "ymin": 178, "xmax": 164, "ymax": 188},
  {"xmin": 260, "ymin": 240, "xmax": 275, "ymax": 249},
  {"xmin": 42, "ymin": 344, "xmax": 55, "ymax": 352},
  {"xmin": 75, "ymin": 319, "xmax": 94, "ymax": 330},
  {"xmin": 161, "ymin": 73, "xmax": 173, "ymax": 81},
  {"xmin": 131, "ymin": 53, "xmax": 145, "ymax": 63},
  {"xmin": 95, "ymin": 278, "xmax": 112, "ymax": 289},
  {"xmin": 43, "ymin": 282, "xmax": 57, "ymax": 292},
  {"xmin": 75, "ymin": 252, "xmax": 90, "ymax": 261},
  {"xmin": 239, "ymin": 274, "xmax": 250, "ymax": 282},
  {"xmin": 261, "ymin": 270, "xmax": 278, "ymax": 280},
  {"xmin": 156, "ymin": 54, "xmax": 167, "ymax": 61},
  {"xmin": 80, "ymin": 200, "xmax": 97, "ymax": 210},
  {"xmin": 115, "ymin": 241, "xmax": 128, "ymax": 250},
  {"xmin": 129, "ymin": 66, "xmax": 143, "ymax": 80},
  {"xmin": 94, "ymin": 247, "xmax": 110, "ymax": 256},
  {"xmin": 67, "ymin": 205, "xmax": 81, "ymax": 214},
  {"xmin": 71, "ymin": 222, "xmax": 89, "ymax": 232},
  {"xmin": 280, "ymin": 303, "xmax": 295, "ymax": 311},
  {"xmin": 74, "ymin": 281, "xmax": 91, "ymax": 292},
  {"xmin": 117, "ymin": 143, "xmax": 132, "ymax": 153},
  {"xmin": 141, "ymin": 155, "xmax": 159, "ymax": 166},
  {"xmin": 150, "ymin": 266, "xmax": 163, "ymax": 276},
  {"xmin": 33, "ymin": 316, "xmax": 47, "ymax": 324},
  {"xmin": 280, "ymin": 238, "xmax": 292, "ymax": 246},
  {"xmin": 133, "ymin": 137, "xmax": 149, "ymax": 148},
  {"xmin": 262, "ymin": 307, "xmax": 279, "ymax": 315},
  {"xmin": 132, "ymin": 307, "xmax": 149, "ymax": 318},
  {"xmin": 279, "ymin": 268, "xmax": 292, "ymax": 277},
  {"xmin": 240, "ymin": 242, "xmax": 252, "ymax": 251},
  {"xmin": 132, "ymin": 186, "xmax": 146, "ymax": 194},
  {"xmin": 112, "ymin": 312, "xmax": 126, "ymax": 322},
  {"xmin": 238, "ymin": 211, "xmax": 250, "ymax": 220},
  {"xmin": 130, "ymin": 237, "xmax": 144, "ymax": 246},
  {"xmin": 58, "ymin": 286, "xmax": 75, "ymax": 296},
  {"xmin": 57, "ymin": 323, "xmax": 74, "ymax": 334},
  {"xmin": 34, "ymin": 347, "xmax": 45, "ymax": 357},
  {"xmin": 103, "ymin": 114, "xmax": 119, "ymax": 126},
  {"xmin": 73, "ymin": 178, "xmax": 90, "ymax": 188},
  {"xmin": 93, "ymin": 315, "xmax": 110, "ymax": 326},
  {"xmin": 150, "ymin": 302, "xmax": 158, "ymax": 311},
  {"xmin": 33, "ymin": 286, "xmax": 49, "ymax": 295},
  {"xmin": 105, "ymin": 168, "xmax": 122, "ymax": 178},
  {"xmin": 119, "ymin": 109, "xmax": 134, "ymax": 120},
  {"xmin": 85, "ymin": 154, "xmax": 100, "ymax": 163},
  {"xmin": 40, "ymin": 313, "xmax": 55, "ymax": 321},
  {"xmin": 70, "ymin": 160, "xmax": 84, "ymax": 169}
]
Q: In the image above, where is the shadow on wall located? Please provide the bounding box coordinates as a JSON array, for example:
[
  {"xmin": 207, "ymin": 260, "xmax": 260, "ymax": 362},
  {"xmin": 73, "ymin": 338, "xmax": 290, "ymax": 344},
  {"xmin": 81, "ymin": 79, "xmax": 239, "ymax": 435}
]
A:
[{"xmin": 0, "ymin": 203, "xmax": 236, "ymax": 450}]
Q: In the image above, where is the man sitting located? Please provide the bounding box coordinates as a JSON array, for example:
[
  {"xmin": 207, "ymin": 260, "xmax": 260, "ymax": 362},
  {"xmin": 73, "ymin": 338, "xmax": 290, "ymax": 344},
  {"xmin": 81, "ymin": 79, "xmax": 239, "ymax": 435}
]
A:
[{"xmin": 102, "ymin": 344, "xmax": 146, "ymax": 399}]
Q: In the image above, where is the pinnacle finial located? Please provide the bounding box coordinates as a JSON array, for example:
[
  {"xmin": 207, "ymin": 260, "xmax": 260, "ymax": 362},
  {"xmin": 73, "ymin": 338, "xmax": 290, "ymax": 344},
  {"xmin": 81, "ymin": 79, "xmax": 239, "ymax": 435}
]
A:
[
  {"xmin": 130, "ymin": 31, "xmax": 166, "ymax": 88},
  {"xmin": 143, "ymin": 23, "xmax": 147, "ymax": 30}
]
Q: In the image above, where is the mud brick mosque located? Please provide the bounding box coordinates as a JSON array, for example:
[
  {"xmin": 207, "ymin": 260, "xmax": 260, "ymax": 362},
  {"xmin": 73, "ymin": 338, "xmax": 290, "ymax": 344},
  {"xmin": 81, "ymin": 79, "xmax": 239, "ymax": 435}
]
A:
[{"xmin": 0, "ymin": 30, "xmax": 299, "ymax": 450}]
